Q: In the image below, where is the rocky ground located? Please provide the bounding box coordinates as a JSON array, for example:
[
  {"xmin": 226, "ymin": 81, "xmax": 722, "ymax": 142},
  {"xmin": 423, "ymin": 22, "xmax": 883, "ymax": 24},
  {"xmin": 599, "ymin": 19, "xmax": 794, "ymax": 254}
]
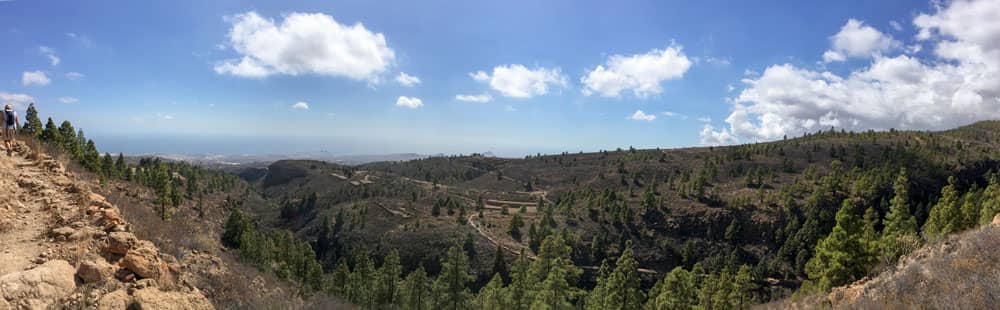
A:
[
  {"xmin": 0, "ymin": 141, "xmax": 215, "ymax": 309},
  {"xmin": 759, "ymin": 214, "xmax": 1000, "ymax": 309}
]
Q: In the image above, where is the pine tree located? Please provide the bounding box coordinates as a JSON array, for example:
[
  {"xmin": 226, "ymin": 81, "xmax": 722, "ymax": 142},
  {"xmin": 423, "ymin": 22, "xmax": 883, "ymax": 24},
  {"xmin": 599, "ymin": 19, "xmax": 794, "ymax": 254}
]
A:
[
  {"xmin": 57, "ymin": 121, "xmax": 79, "ymax": 157},
  {"xmin": 40, "ymin": 117, "xmax": 62, "ymax": 143},
  {"xmin": 508, "ymin": 213, "xmax": 524, "ymax": 241},
  {"xmin": 958, "ymin": 190, "xmax": 982, "ymax": 231},
  {"xmin": 731, "ymin": 265, "xmax": 757, "ymax": 308},
  {"xmin": 979, "ymin": 173, "xmax": 1000, "ymax": 224},
  {"xmin": 347, "ymin": 252, "xmax": 376, "ymax": 308},
  {"xmin": 880, "ymin": 169, "xmax": 919, "ymax": 261},
  {"xmin": 586, "ymin": 240, "xmax": 643, "ymax": 310},
  {"xmin": 329, "ymin": 258, "xmax": 350, "ymax": 295},
  {"xmin": 114, "ymin": 153, "xmax": 127, "ymax": 179},
  {"xmin": 531, "ymin": 260, "xmax": 573, "ymax": 310},
  {"xmin": 432, "ymin": 245, "xmax": 474, "ymax": 310},
  {"xmin": 22, "ymin": 103, "xmax": 42, "ymax": 137},
  {"xmin": 491, "ymin": 246, "xmax": 509, "ymax": 282},
  {"xmin": 923, "ymin": 176, "xmax": 962, "ymax": 238},
  {"xmin": 647, "ymin": 266, "xmax": 698, "ymax": 310},
  {"xmin": 476, "ymin": 274, "xmax": 506, "ymax": 310},
  {"xmin": 861, "ymin": 206, "xmax": 880, "ymax": 257},
  {"xmin": 376, "ymin": 250, "xmax": 403, "ymax": 306},
  {"xmin": 505, "ymin": 252, "xmax": 534, "ymax": 310},
  {"xmin": 520, "ymin": 233, "xmax": 578, "ymax": 308},
  {"xmin": 221, "ymin": 209, "xmax": 252, "ymax": 248},
  {"xmin": 400, "ymin": 266, "xmax": 431, "ymax": 310},
  {"xmin": 804, "ymin": 199, "xmax": 867, "ymax": 291}
]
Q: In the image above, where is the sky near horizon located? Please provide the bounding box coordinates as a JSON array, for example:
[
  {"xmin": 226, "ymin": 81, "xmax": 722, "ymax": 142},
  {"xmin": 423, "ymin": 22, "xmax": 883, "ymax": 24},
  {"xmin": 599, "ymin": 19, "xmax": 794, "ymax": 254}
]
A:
[{"xmin": 1, "ymin": 0, "xmax": 999, "ymax": 156}]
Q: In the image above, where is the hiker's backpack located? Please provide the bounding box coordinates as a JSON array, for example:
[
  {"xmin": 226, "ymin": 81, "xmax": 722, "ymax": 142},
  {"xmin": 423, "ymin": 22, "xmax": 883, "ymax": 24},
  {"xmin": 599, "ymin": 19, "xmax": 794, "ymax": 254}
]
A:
[{"xmin": 4, "ymin": 111, "xmax": 14, "ymax": 127}]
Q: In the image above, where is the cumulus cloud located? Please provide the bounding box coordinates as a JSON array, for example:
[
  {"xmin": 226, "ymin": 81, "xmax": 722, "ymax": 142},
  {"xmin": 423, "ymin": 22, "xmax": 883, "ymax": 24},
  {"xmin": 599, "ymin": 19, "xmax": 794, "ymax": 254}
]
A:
[
  {"xmin": 704, "ymin": 0, "xmax": 1000, "ymax": 144},
  {"xmin": 395, "ymin": 72, "xmax": 421, "ymax": 87},
  {"xmin": 473, "ymin": 65, "xmax": 567, "ymax": 98},
  {"xmin": 581, "ymin": 45, "xmax": 692, "ymax": 98},
  {"xmin": 455, "ymin": 93, "xmax": 492, "ymax": 103},
  {"xmin": 0, "ymin": 92, "xmax": 34, "ymax": 109},
  {"xmin": 22, "ymin": 71, "xmax": 50, "ymax": 86},
  {"xmin": 823, "ymin": 19, "xmax": 899, "ymax": 62},
  {"xmin": 469, "ymin": 71, "xmax": 489, "ymax": 82},
  {"xmin": 396, "ymin": 96, "xmax": 423, "ymax": 108},
  {"xmin": 39, "ymin": 46, "xmax": 59, "ymax": 66},
  {"xmin": 630, "ymin": 110, "xmax": 656, "ymax": 121},
  {"xmin": 291, "ymin": 101, "xmax": 309, "ymax": 110},
  {"xmin": 214, "ymin": 11, "xmax": 395, "ymax": 81},
  {"xmin": 700, "ymin": 124, "xmax": 738, "ymax": 146},
  {"xmin": 58, "ymin": 97, "xmax": 78, "ymax": 104},
  {"xmin": 64, "ymin": 72, "xmax": 84, "ymax": 80}
]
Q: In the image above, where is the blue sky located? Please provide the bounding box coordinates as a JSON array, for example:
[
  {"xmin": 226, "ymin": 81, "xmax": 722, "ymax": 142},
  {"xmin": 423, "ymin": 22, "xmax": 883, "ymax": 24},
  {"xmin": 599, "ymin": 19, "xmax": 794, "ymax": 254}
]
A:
[{"xmin": 2, "ymin": 0, "xmax": 998, "ymax": 156}]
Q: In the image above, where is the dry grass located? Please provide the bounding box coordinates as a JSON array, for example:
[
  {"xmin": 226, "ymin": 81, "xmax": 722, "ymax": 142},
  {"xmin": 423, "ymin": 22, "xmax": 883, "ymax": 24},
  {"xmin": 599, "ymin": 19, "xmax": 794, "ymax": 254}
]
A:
[{"xmin": 761, "ymin": 224, "xmax": 1000, "ymax": 309}]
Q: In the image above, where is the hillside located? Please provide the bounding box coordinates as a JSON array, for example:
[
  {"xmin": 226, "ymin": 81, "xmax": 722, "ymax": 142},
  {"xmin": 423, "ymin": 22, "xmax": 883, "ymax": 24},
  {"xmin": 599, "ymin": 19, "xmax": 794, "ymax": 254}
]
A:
[
  {"xmin": 762, "ymin": 214, "xmax": 1000, "ymax": 309},
  {"xmin": 0, "ymin": 141, "xmax": 213, "ymax": 309},
  {"xmin": 230, "ymin": 120, "xmax": 1000, "ymax": 307}
]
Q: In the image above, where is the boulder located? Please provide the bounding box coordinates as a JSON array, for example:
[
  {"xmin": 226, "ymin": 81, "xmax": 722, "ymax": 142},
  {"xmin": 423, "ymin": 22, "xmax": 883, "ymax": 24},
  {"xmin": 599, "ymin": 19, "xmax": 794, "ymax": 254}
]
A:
[
  {"xmin": 96, "ymin": 289, "xmax": 130, "ymax": 310},
  {"xmin": 121, "ymin": 241, "xmax": 166, "ymax": 280},
  {"xmin": 103, "ymin": 231, "xmax": 138, "ymax": 255},
  {"xmin": 77, "ymin": 258, "xmax": 116, "ymax": 283},
  {"xmin": 993, "ymin": 213, "xmax": 1000, "ymax": 226},
  {"xmin": 0, "ymin": 260, "xmax": 77, "ymax": 309},
  {"xmin": 131, "ymin": 287, "xmax": 214, "ymax": 310}
]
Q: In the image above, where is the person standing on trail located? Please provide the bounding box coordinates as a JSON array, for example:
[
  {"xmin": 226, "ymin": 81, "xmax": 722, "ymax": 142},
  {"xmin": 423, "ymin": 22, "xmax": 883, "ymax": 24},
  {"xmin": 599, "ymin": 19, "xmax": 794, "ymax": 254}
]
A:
[{"xmin": 2, "ymin": 104, "xmax": 18, "ymax": 156}]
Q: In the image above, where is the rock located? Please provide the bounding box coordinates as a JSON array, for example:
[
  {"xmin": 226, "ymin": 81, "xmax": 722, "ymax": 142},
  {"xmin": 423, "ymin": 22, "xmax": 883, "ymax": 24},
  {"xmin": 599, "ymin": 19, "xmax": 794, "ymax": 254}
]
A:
[
  {"xmin": 97, "ymin": 289, "xmax": 130, "ymax": 310},
  {"xmin": 77, "ymin": 259, "xmax": 116, "ymax": 283},
  {"xmin": 0, "ymin": 260, "xmax": 77, "ymax": 309},
  {"xmin": 50, "ymin": 226, "xmax": 76, "ymax": 241},
  {"xmin": 993, "ymin": 213, "xmax": 1000, "ymax": 226},
  {"xmin": 103, "ymin": 231, "xmax": 138, "ymax": 255},
  {"xmin": 121, "ymin": 241, "xmax": 166, "ymax": 280},
  {"xmin": 131, "ymin": 287, "xmax": 214, "ymax": 310},
  {"xmin": 115, "ymin": 268, "xmax": 136, "ymax": 282}
]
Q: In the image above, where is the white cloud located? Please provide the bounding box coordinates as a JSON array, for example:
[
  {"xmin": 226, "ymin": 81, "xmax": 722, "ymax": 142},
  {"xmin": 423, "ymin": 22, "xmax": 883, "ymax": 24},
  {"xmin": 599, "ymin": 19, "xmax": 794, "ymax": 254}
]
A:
[
  {"xmin": 66, "ymin": 33, "xmax": 94, "ymax": 48},
  {"xmin": 156, "ymin": 112, "xmax": 174, "ymax": 120},
  {"xmin": 822, "ymin": 50, "xmax": 846, "ymax": 63},
  {"xmin": 22, "ymin": 71, "xmax": 50, "ymax": 86},
  {"xmin": 630, "ymin": 110, "xmax": 656, "ymax": 121},
  {"xmin": 470, "ymin": 71, "xmax": 489, "ymax": 82},
  {"xmin": 473, "ymin": 64, "xmax": 567, "ymax": 98},
  {"xmin": 661, "ymin": 111, "xmax": 688, "ymax": 120},
  {"xmin": 706, "ymin": 0, "xmax": 1000, "ymax": 144},
  {"xmin": 889, "ymin": 20, "xmax": 903, "ymax": 32},
  {"xmin": 64, "ymin": 72, "xmax": 84, "ymax": 80},
  {"xmin": 0, "ymin": 92, "xmax": 34, "ymax": 109},
  {"xmin": 581, "ymin": 45, "xmax": 692, "ymax": 98},
  {"xmin": 396, "ymin": 96, "xmax": 423, "ymax": 108},
  {"xmin": 58, "ymin": 97, "xmax": 78, "ymax": 104},
  {"xmin": 291, "ymin": 101, "xmax": 310, "ymax": 110},
  {"xmin": 455, "ymin": 93, "xmax": 492, "ymax": 103},
  {"xmin": 704, "ymin": 57, "xmax": 731, "ymax": 66},
  {"xmin": 700, "ymin": 124, "xmax": 738, "ymax": 146},
  {"xmin": 395, "ymin": 72, "xmax": 421, "ymax": 87},
  {"xmin": 39, "ymin": 46, "xmax": 59, "ymax": 66},
  {"xmin": 504, "ymin": 105, "xmax": 516, "ymax": 112},
  {"xmin": 214, "ymin": 11, "xmax": 395, "ymax": 81},
  {"xmin": 727, "ymin": 84, "xmax": 735, "ymax": 92},
  {"xmin": 697, "ymin": 116, "xmax": 712, "ymax": 123},
  {"xmin": 823, "ymin": 19, "xmax": 899, "ymax": 62}
]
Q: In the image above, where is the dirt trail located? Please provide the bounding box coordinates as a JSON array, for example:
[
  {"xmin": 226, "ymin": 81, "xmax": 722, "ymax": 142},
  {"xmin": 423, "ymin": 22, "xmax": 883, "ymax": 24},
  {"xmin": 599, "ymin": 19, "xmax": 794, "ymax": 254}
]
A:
[{"xmin": 0, "ymin": 146, "xmax": 68, "ymax": 276}]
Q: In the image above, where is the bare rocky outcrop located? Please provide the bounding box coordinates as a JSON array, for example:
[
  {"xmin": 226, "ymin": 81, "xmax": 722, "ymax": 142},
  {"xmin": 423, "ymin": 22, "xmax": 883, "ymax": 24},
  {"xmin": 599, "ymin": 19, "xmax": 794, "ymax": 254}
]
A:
[
  {"xmin": 0, "ymin": 142, "xmax": 217, "ymax": 309},
  {"xmin": 0, "ymin": 260, "xmax": 76, "ymax": 309}
]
